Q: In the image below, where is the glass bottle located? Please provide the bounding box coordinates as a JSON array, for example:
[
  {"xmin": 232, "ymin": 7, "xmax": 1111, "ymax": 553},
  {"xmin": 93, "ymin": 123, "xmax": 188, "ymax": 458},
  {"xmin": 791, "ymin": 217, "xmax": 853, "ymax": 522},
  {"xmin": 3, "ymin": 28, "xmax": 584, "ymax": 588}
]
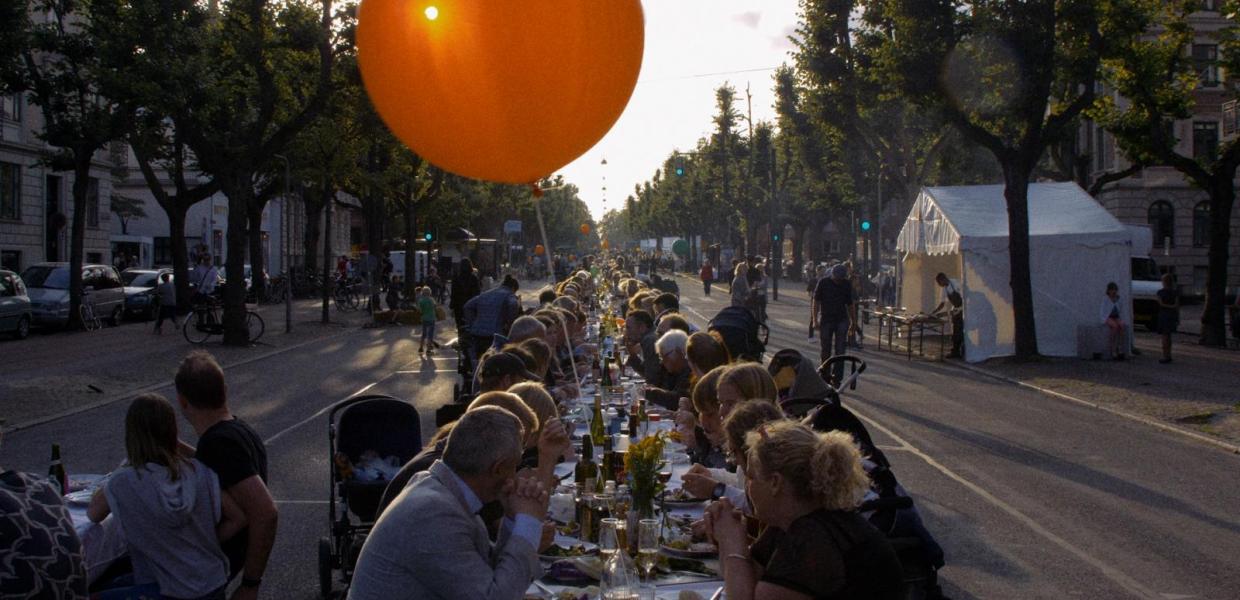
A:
[
  {"xmin": 601, "ymin": 437, "xmax": 615, "ymax": 490},
  {"xmin": 48, "ymin": 444, "xmax": 68, "ymax": 495},
  {"xmin": 600, "ymin": 518, "xmax": 641, "ymax": 600},
  {"xmin": 575, "ymin": 435, "xmax": 597, "ymax": 492},
  {"xmin": 590, "ymin": 393, "xmax": 606, "ymax": 446}
]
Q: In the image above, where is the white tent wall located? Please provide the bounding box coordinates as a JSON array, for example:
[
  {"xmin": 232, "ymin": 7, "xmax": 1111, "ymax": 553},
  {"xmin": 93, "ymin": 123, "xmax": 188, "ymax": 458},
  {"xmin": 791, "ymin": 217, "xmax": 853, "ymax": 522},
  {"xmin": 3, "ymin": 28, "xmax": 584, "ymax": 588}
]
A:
[
  {"xmin": 896, "ymin": 182, "xmax": 1133, "ymax": 363},
  {"xmin": 899, "ymin": 252, "xmax": 961, "ymax": 314}
]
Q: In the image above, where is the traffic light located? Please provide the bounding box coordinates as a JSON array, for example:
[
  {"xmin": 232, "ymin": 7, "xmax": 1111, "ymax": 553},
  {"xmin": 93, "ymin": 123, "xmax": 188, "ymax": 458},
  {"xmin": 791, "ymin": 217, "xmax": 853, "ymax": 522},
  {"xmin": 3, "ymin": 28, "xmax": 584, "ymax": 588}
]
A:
[
  {"xmin": 860, "ymin": 220, "xmax": 871, "ymax": 232},
  {"xmin": 772, "ymin": 233, "xmax": 781, "ymax": 241},
  {"xmin": 424, "ymin": 232, "xmax": 433, "ymax": 241},
  {"xmin": 673, "ymin": 154, "xmax": 686, "ymax": 177}
]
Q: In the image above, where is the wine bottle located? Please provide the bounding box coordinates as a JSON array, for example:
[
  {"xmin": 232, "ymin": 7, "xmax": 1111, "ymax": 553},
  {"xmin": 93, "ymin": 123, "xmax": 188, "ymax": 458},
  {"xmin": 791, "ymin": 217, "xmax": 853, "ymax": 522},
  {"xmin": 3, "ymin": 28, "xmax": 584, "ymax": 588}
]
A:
[
  {"xmin": 575, "ymin": 435, "xmax": 598, "ymax": 491},
  {"xmin": 601, "ymin": 435, "xmax": 615, "ymax": 487},
  {"xmin": 601, "ymin": 356, "xmax": 613, "ymax": 387},
  {"xmin": 627, "ymin": 404, "xmax": 639, "ymax": 439},
  {"xmin": 48, "ymin": 444, "xmax": 68, "ymax": 495},
  {"xmin": 590, "ymin": 393, "xmax": 606, "ymax": 446}
]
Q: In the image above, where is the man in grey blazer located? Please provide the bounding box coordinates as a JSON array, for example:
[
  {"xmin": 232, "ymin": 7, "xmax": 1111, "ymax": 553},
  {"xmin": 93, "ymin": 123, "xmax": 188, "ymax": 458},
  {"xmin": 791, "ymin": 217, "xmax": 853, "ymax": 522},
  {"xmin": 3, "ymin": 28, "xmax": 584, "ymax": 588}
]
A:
[{"xmin": 348, "ymin": 406, "xmax": 548, "ymax": 600}]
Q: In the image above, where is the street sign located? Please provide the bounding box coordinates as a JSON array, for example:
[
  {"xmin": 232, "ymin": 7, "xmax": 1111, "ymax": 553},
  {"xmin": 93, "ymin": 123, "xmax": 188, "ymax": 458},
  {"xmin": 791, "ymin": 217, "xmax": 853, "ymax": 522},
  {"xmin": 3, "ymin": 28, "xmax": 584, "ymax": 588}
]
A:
[{"xmin": 504, "ymin": 220, "xmax": 523, "ymax": 235}]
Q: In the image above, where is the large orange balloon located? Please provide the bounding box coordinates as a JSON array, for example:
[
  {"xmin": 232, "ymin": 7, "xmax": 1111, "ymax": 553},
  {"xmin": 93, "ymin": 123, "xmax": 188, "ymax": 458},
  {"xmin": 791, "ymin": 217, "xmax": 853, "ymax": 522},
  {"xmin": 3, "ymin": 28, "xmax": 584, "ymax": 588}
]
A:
[
  {"xmin": 535, "ymin": 244, "xmax": 546, "ymax": 256},
  {"xmin": 357, "ymin": 1, "xmax": 645, "ymax": 184},
  {"xmin": 580, "ymin": 223, "xmax": 591, "ymax": 235}
]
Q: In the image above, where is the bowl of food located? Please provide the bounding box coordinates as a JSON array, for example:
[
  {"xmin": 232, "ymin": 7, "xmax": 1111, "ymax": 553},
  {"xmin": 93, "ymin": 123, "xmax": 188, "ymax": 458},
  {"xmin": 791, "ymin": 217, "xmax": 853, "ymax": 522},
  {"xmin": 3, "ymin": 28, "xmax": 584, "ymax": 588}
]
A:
[
  {"xmin": 660, "ymin": 538, "xmax": 718, "ymax": 559},
  {"xmin": 662, "ymin": 488, "xmax": 707, "ymax": 507}
]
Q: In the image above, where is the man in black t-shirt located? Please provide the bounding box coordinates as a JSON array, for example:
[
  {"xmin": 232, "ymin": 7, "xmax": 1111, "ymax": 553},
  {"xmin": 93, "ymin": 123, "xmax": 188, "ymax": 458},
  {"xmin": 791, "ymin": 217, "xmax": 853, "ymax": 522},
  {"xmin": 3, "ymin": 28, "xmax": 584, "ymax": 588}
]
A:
[
  {"xmin": 812, "ymin": 264, "xmax": 855, "ymax": 384},
  {"xmin": 174, "ymin": 351, "xmax": 276, "ymax": 600}
]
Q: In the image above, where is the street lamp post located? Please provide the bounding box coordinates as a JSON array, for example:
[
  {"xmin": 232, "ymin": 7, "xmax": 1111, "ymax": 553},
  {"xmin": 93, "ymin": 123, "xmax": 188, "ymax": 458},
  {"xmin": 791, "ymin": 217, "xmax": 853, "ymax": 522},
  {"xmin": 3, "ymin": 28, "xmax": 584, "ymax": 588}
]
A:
[{"xmin": 274, "ymin": 154, "xmax": 292, "ymax": 333}]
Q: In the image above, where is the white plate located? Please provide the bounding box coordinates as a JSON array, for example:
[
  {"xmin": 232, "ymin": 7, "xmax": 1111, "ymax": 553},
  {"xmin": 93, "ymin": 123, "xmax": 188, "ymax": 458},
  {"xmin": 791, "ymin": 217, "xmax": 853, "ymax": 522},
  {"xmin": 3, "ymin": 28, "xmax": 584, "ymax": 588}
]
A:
[{"xmin": 64, "ymin": 489, "xmax": 95, "ymax": 506}]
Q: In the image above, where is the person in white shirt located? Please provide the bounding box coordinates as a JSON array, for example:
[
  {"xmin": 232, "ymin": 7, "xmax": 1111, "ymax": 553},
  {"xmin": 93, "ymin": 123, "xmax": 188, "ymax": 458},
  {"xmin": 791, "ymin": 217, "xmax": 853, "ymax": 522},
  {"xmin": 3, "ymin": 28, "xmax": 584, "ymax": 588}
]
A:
[
  {"xmin": 191, "ymin": 257, "xmax": 220, "ymax": 302},
  {"xmin": 1099, "ymin": 282, "xmax": 1128, "ymax": 360},
  {"xmin": 932, "ymin": 272, "xmax": 964, "ymax": 359}
]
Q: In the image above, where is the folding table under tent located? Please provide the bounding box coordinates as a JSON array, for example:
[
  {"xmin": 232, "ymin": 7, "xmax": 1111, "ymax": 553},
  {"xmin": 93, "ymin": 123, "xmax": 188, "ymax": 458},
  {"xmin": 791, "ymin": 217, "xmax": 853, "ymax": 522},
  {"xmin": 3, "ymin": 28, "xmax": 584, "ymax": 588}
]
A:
[{"xmin": 895, "ymin": 182, "xmax": 1133, "ymax": 363}]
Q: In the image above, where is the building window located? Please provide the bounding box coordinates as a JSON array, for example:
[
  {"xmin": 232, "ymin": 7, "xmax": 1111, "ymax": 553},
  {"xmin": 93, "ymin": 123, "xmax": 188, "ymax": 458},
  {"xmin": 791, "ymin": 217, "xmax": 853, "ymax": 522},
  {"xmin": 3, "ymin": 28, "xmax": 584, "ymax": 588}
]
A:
[
  {"xmin": 1193, "ymin": 121, "xmax": 1219, "ymax": 163},
  {"xmin": 0, "ymin": 94, "xmax": 20, "ymax": 121},
  {"xmin": 1193, "ymin": 201, "xmax": 1210, "ymax": 247},
  {"xmin": 0, "ymin": 250, "xmax": 19, "ymax": 271},
  {"xmin": 86, "ymin": 177, "xmax": 100, "ymax": 227},
  {"xmin": 1193, "ymin": 44, "xmax": 1219, "ymax": 87},
  {"xmin": 1149, "ymin": 201, "xmax": 1175, "ymax": 248},
  {"xmin": 0, "ymin": 162, "xmax": 19, "ymax": 220}
]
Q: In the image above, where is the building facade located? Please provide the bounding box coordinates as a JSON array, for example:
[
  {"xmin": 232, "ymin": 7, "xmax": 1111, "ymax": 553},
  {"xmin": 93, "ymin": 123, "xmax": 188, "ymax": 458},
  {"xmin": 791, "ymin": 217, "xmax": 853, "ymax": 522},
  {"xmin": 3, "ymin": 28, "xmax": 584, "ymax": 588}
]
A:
[
  {"xmin": 1089, "ymin": 3, "xmax": 1240, "ymax": 296},
  {"xmin": 0, "ymin": 91, "xmax": 116, "ymax": 273}
]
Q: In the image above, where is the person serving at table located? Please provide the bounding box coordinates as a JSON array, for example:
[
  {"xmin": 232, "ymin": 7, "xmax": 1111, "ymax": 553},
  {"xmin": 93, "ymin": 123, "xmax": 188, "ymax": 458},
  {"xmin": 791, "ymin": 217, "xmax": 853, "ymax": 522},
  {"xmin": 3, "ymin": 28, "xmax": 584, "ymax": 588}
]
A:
[{"xmin": 704, "ymin": 421, "xmax": 905, "ymax": 600}]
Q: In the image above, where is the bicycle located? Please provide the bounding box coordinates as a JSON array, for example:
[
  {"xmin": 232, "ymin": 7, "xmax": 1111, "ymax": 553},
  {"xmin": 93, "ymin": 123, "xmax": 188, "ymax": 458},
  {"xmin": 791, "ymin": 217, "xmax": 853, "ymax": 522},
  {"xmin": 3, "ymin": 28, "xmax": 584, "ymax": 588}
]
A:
[
  {"xmin": 183, "ymin": 297, "xmax": 266, "ymax": 344},
  {"xmin": 333, "ymin": 277, "xmax": 362, "ymax": 312},
  {"xmin": 79, "ymin": 299, "xmax": 102, "ymax": 332}
]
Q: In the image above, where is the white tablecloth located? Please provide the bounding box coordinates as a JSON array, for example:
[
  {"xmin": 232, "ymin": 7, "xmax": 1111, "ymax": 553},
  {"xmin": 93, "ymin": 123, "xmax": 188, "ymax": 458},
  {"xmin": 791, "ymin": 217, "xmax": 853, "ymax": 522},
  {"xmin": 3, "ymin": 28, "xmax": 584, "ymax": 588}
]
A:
[{"xmin": 69, "ymin": 504, "xmax": 127, "ymax": 584}]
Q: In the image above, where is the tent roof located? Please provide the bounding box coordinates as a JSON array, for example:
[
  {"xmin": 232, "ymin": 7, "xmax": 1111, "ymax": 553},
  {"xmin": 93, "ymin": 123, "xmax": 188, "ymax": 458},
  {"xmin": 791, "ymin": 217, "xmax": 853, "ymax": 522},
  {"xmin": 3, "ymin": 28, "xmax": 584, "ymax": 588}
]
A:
[{"xmin": 896, "ymin": 182, "xmax": 1129, "ymax": 255}]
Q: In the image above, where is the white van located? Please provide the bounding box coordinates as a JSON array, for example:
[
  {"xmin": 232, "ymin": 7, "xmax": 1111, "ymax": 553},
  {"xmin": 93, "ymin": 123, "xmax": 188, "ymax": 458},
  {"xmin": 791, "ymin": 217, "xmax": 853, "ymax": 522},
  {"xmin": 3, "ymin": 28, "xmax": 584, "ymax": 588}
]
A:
[
  {"xmin": 1126, "ymin": 225, "xmax": 1162, "ymax": 330},
  {"xmin": 388, "ymin": 250, "xmax": 429, "ymax": 282}
]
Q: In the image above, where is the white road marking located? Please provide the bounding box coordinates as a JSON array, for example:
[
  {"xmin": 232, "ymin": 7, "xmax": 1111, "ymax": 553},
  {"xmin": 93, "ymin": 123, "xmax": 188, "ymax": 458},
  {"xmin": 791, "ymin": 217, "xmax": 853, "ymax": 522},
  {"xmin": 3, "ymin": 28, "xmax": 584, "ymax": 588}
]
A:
[{"xmin": 848, "ymin": 404, "xmax": 1159, "ymax": 599}]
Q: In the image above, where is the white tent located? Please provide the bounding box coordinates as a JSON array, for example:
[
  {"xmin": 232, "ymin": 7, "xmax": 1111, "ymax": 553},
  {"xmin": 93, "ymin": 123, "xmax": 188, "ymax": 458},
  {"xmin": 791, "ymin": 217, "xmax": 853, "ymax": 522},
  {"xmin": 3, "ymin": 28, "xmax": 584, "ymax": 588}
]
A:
[{"xmin": 896, "ymin": 182, "xmax": 1132, "ymax": 362}]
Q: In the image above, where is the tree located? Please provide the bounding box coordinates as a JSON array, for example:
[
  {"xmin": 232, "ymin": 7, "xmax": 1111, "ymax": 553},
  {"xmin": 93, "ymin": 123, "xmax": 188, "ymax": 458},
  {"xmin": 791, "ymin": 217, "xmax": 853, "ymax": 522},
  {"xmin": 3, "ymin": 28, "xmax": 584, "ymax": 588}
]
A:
[
  {"xmin": 109, "ymin": 194, "xmax": 146, "ymax": 235},
  {"xmin": 93, "ymin": 0, "xmax": 220, "ymax": 311},
  {"xmin": 1093, "ymin": 0, "xmax": 1236, "ymax": 346},
  {"xmin": 0, "ymin": 0, "xmax": 131, "ymax": 329},
  {"xmin": 885, "ymin": 0, "xmax": 1149, "ymax": 358}
]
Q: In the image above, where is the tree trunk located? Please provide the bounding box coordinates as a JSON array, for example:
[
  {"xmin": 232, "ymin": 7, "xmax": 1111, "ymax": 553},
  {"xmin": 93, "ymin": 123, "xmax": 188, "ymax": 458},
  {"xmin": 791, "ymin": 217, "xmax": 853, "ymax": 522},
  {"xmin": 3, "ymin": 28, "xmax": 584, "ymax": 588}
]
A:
[
  {"xmin": 304, "ymin": 187, "xmax": 322, "ymax": 275},
  {"xmin": 790, "ymin": 222, "xmax": 805, "ymax": 281},
  {"xmin": 219, "ymin": 178, "xmax": 253, "ymax": 345},
  {"xmin": 366, "ymin": 190, "xmax": 383, "ymax": 311},
  {"xmin": 405, "ymin": 199, "xmax": 417, "ymax": 296},
  {"xmin": 321, "ymin": 187, "xmax": 333, "ymax": 324},
  {"xmin": 1199, "ymin": 180, "xmax": 1234, "ymax": 346},
  {"xmin": 1002, "ymin": 162, "xmax": 1039, "ymax": 359},
  {"xmin": 67, "ymin": 155, "xmax": 91, "ymax": 330},
  {"xmin": 167, "ymin": 202, "xmax": 192, "ymax": 313},
  {"xmin": 247, "ymin": 200, "xmax": 266, "ymax": 302}
]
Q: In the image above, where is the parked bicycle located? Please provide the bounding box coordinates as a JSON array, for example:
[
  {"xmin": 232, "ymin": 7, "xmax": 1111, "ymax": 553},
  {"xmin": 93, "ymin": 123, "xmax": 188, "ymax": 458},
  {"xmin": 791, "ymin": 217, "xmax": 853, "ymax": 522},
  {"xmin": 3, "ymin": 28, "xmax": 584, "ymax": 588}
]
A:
[
  {"xmin": 183, "ymin": 297, "xmax": 265, "ymax": 344},
  {"xmin": 79, "ymin": 297, "xmax": 102, "ymax": 332}
]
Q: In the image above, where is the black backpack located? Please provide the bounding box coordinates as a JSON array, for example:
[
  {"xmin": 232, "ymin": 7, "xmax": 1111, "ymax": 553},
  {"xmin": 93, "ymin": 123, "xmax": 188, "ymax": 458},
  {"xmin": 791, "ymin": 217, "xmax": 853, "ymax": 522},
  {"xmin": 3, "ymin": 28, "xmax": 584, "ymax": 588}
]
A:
[{"xmin": 708, "ymin": 306, "xmax": 768, "ymax": 362}]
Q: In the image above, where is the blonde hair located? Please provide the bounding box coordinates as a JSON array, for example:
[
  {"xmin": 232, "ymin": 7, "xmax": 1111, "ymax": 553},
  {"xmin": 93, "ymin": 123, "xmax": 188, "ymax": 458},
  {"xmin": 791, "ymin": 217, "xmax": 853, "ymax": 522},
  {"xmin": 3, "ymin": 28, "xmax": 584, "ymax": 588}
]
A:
[
  {"xmin": 745, "ymin": 421, "xmax": 869, "ymax": 511},
  {"xmin": 719, "ymin": 362, "xmax": 778, "ymax": 403},
  {"xmin": 691, "ymin": 366, "xmax": 728, "ymax": 414},
  {"xmin": 468, "ymin": 391, "xmax": 539, "ymax": 436},
  {"xmin": 419, "ymin": 286, "xmax": 431, "ymax": 297},
  {"xmin": 507, "ymin": 382, "xmax": 558, "ymax": 433},
  {"xmin": 734, "ymin": 262, "xmax": 749, "ymax": 279},
  {"xmin": 723, "ymin": 400, "xmax": 785, "ymax": 462},
  {"xmin": 686, "ymin": 331, "xmax": 730, "ymax": 374}
]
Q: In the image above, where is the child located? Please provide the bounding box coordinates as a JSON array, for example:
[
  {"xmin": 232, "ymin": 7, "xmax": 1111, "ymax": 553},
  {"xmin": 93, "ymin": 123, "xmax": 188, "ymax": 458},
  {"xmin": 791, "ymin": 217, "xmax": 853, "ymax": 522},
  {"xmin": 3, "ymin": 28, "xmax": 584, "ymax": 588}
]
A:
[
  {"xmin": 88, "ymin": 394, "xmax": 244, "ymax": 600},
  {"xmin": 154, "ymin": 273, "xmax": 178, "ymax": 334},
  {"xmin": 418, "ymin": 287, "xmax": 438, "ymax": 355}
]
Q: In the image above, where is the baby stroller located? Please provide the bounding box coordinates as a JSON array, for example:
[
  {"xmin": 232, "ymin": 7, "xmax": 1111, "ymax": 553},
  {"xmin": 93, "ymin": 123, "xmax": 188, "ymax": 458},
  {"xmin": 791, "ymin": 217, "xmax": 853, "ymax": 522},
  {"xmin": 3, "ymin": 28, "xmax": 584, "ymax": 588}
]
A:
[
  {"xmin": 773, "ymin": 351, "xmax": 948, "ymax": 600},
  {"xmin": 319, "ymin": 395, "xmax": 422, "ymax": 599}
]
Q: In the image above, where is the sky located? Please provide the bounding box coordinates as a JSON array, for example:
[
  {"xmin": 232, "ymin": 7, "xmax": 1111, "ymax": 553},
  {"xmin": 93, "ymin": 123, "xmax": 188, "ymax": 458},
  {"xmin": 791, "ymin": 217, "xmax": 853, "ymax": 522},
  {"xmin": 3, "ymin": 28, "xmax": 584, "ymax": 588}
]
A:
[{"xmin": 555, "ymin": 1, "xmax": 802, "ymax": 222}]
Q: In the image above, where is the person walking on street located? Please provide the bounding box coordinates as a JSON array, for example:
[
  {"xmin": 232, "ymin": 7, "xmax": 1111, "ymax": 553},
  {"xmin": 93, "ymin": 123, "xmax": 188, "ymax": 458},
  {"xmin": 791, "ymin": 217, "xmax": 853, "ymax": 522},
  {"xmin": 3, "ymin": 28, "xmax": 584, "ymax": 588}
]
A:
[
  {"xmin": 418, "ymin": 287, "xmax": 439, "ymax": 355},
  {"xmin": 1100, "ymin": 282, "xmax": 1128, "ymax": 360},
  {"xmin": 154, "ymin": 273, "xmax": 179, "ymax": 334},
  {"xmin": 730, "ymin": 262, "xmax": 751, "ymax": 310},
  {"xmin": 463, "ymin": 275, "xmax": 522, "ymax": 360},
  {"xmin": 450, "ymin": 259, "xmax": 481, "ymax": 326},
  {"xmin": 932, "ymin": 272, "xmax": 964, "ymax": 359},
  {"xmin": 700, "ymin": 260, "xmax": 714, "ymax": 296},
  {"xmin": 1157, "ymin": 273, "xmax": 1179, "ymax": 364},
  {"xmin": 813, "ymin": 264, "xmax": 855, "ymax": 384}
]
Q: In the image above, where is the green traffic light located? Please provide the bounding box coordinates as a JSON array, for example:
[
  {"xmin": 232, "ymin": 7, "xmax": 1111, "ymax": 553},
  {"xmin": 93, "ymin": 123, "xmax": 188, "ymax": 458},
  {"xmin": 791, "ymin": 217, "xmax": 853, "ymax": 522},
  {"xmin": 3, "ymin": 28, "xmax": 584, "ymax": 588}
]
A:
[
  {"xmin": 861, "ymin": 221, "xmax": 871, "ymax": 231},
  {"xmin": 424, "ymin": 233, "xmax": 433, "ymax": 241},
  {"xmin": 675, "ymin": 167, "xmax": 684, "ymax": 176}
]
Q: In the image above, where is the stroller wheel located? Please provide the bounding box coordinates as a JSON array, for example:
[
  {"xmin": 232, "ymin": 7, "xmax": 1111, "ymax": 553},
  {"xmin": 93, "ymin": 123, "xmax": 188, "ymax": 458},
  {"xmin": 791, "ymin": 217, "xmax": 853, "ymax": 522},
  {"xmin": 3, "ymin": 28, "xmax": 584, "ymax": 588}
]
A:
[{"xmin": 318, "ymin": 536, "xmax": 334, "ymax": 598}]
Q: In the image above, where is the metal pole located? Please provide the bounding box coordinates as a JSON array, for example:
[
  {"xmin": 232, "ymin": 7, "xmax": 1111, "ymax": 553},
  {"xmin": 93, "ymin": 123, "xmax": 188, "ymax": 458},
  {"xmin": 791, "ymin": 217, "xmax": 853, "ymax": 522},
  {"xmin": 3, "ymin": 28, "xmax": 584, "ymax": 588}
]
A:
[
  {"xmin": 876, "ymin": 167, "xmax": 883, "ymax": 280},
  {"xmin": 770, "ymin": 142, "xmax": 779, "ymax": 301},
  {"xmin": 274, "ymin": 154, "xmax": 292, "ymax": 333}
]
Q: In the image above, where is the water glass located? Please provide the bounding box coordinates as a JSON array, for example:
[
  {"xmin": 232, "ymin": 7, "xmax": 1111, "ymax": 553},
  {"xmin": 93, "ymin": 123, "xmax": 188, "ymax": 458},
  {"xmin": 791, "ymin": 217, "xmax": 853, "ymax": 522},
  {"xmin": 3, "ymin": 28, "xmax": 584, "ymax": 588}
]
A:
[{"xmin": 637, "ymin": 518, "xmax": 660, "ymax": 583}]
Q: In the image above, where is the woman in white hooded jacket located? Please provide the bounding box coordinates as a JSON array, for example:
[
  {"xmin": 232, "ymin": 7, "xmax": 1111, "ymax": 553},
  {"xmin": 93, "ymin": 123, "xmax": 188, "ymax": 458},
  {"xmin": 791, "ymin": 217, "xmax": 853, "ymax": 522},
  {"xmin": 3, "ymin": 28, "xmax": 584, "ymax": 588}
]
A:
[{"xmin": 89, "ymin": 394, "xmax": 245, "ymax": 600}]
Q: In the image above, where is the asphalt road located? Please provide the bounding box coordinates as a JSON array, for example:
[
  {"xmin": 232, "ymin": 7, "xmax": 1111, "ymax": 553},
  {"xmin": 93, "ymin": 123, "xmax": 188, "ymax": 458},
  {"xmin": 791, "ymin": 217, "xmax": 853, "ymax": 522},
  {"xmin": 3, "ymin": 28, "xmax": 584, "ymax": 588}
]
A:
[
  {"xmin": 3, "ymin": 277, "xmax": 1238, "ymax": 599},
  {"xmin": 679, "ymin": 276, "xmax": 1240, "ymax": 599}
]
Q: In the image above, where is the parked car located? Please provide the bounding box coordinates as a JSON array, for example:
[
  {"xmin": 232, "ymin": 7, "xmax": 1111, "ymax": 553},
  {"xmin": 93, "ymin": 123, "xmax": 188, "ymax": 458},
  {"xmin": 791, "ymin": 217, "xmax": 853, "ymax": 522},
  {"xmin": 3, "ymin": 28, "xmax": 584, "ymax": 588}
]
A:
[
  {"xmin": 21, "ymin": 262, "xmax": 127, "ymax": 328},
  {"xmin": 0, "ymin": 269, "xmax": 32, "ymax": 339},
  {"xmin": 121, "ymin": 268, "xmax": 173, "ymax": 320}
]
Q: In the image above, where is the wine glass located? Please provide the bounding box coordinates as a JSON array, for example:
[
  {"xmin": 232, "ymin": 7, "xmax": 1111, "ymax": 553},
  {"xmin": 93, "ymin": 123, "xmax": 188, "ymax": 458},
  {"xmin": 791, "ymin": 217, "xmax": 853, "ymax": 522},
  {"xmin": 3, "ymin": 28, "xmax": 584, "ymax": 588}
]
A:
[
  {"xmin": 637, "ymin": 518, "xmax": 660, "ymax": 584},
  {"xmin": 599, "ymin": 518, "xmax": 621, "ymax": 560}
]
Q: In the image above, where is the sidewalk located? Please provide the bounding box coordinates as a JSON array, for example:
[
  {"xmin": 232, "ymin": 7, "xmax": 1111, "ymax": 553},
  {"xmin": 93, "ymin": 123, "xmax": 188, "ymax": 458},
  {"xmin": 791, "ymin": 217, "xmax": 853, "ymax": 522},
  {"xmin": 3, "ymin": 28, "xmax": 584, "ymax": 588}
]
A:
[
  {"xmin": 0, "ymin": 299, "xmax": 379, "ymax": 429},
  {"xmin": 970, "ymin": 329, "xmax": 1240, "ymax": 446}
]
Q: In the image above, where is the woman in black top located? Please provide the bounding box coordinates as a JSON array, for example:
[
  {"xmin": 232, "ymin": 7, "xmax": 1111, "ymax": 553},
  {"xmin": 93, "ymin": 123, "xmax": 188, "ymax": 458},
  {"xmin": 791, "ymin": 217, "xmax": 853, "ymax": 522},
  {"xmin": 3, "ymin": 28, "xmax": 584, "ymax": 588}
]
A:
[
  {"xmin": 704, "ymin": 421, "xmax": 904, "ymax": 600},
  {"xmin": 1156, "ymin": 273, "xmax": 1179, "ymax": 364}
]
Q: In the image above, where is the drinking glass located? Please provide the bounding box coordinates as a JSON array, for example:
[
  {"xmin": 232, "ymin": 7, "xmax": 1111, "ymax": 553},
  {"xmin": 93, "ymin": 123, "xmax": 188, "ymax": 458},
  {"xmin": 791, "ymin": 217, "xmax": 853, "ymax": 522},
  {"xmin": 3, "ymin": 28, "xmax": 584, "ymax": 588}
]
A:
[
  {"xmin": 599, "ymin": 518, "xmax": 621, "ymax": 559},
  {"xmin": 636, "ymin": 518, "xmax": 660, "ymax": 583}
]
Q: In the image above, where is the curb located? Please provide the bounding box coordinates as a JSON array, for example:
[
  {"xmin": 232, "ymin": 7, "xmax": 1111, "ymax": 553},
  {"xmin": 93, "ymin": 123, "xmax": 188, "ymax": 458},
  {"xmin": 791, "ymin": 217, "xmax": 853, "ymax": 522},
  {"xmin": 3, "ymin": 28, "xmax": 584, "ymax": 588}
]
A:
[
  {"xmin": 3, "ymin": 323, "xmax": 371, "ymax": 435},
  {"xmin": 951, "ymin": 361, "xmax": 1240, "ymax": 456}
]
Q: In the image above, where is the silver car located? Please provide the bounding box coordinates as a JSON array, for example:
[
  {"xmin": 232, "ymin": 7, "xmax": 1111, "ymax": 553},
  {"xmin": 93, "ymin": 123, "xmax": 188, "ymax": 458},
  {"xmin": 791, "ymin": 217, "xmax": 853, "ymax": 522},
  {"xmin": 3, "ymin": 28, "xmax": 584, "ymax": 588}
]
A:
[
  {"xmin": 0, "ymin": 269, "xmax": 32, "ymax": 339},
  {"xmin": 121, "ymin": 268, "xmax": 174, "ymax": 320},
  {"xmin": 22, "ymin": 262, "xmax": 127, "ymax": 327}
]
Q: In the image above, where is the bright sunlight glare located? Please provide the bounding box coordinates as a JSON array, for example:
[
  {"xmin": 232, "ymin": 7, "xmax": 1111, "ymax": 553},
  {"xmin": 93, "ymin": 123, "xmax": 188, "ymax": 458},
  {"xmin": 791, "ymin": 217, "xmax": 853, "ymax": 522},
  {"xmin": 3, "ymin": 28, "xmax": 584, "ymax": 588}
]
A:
[{"xmin": 424, "ymin": 6, "xmax": 439, "ymax": 21}]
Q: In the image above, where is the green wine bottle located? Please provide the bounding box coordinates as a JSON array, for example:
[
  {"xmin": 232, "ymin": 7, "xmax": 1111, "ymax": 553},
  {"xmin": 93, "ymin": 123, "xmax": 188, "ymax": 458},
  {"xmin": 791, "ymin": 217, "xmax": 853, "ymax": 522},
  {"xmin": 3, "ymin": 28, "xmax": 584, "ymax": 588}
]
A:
[{"xmin": 590, "ymin": 393, "xmax": 606, "ymax": 446}]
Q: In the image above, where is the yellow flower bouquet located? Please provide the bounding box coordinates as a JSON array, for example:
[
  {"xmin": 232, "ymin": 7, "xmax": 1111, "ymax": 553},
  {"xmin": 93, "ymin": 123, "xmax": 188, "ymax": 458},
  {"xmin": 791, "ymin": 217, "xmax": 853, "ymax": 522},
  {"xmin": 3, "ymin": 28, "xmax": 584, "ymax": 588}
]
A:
[{"xmin": 624, "ymin": 432, "xmax": 666, "ymax": 518}]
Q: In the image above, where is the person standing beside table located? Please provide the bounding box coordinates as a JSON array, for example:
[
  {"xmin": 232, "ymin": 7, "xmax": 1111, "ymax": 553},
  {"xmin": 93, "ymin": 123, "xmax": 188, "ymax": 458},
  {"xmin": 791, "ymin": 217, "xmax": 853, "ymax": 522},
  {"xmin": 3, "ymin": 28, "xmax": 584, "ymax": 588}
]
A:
[{"xmin": 931, "ymin": 272, "xmax": 964, "ymax": 360}]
